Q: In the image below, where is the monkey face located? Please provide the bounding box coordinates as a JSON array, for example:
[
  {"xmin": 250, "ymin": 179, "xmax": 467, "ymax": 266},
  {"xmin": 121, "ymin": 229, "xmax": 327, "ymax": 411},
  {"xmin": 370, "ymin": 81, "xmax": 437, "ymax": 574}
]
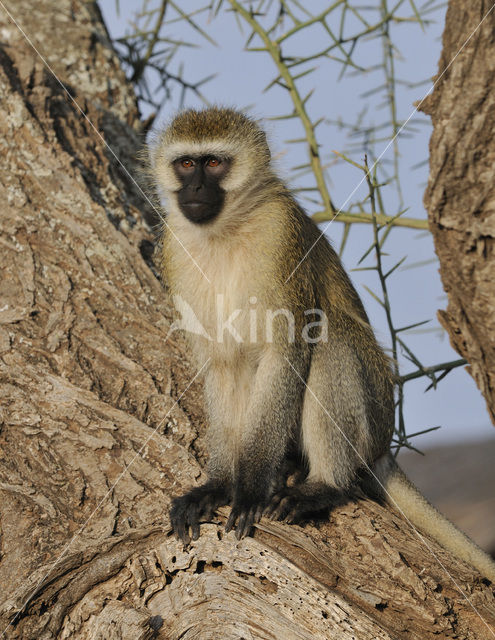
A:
[{"xmin": 173, "ymin": 155, "xmax": 231, "ymax": 224}]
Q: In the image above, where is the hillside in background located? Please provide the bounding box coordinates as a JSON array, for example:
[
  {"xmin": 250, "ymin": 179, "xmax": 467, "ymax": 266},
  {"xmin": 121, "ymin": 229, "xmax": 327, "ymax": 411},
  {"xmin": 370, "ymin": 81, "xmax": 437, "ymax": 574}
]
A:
[{"xmin": 400, "ymin": 439, "xmax": 495, "ymax": 557}]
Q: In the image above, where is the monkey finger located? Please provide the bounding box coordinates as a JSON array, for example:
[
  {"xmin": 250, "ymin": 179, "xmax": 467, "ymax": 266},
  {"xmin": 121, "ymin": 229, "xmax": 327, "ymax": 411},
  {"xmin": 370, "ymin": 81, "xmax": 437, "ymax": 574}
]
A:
[
  {"xmin": 235, "ymin": 508, "xmax": 256, "ymax": 540},
  {"xmin": 191, "ymin": 518, "xmax": 201, "ymax": 541},
  {"xmin": 264, "ymin": 495, "xmax": 282, "ymax": 518},
  {"xmin": 203, "ymin": 505, "xmax": 214, "ymax": 521},
  {"xmin": 182, "ymin": 509, "xmax": 199, "ymax": 544},
  {"xmin": 285, "ymin": 504, "xmax": 308, "ymax": 524},
  {"xmin": 170, "ymin": 500, "xmax": 190, "ymax": 544},
  {"xmin": 188, "ymin": 503, "xmax": 199, "ymax": 526},
  {"xmin": 235, "ymin": 510, "xmax": 249, "ymax": 540},
  {"xmin": 270, "ymin": 496, "xmax": 292, "ymax": 521},
  {"xmin": 225, "ymin": 508, "xmax": 238, "ymax": 533},
  {"xmin": 174, "ymin": 519, "xmax": 190, "ymax": 545},
  {"xmin": 254, "ymin": 504, "xmax": 264, "ymax": 523},
  {"xmin": 170, "ymin": 513, "xmax": 179, "ymax": 538},
  {"xmin": 283, "ymin": 509, "xmax": 299, "ymax": 524},
  {"xmin": 199, "ymin": 498, "xmax": 213, "ymax": 520}
]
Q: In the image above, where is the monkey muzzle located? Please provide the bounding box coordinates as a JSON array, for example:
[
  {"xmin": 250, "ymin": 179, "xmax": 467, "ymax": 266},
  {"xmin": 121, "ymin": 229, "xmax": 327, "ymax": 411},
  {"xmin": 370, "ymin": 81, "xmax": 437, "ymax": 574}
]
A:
[{"xmin": 177, "ymin": 189, "xmax": 225, "ymax": 224}]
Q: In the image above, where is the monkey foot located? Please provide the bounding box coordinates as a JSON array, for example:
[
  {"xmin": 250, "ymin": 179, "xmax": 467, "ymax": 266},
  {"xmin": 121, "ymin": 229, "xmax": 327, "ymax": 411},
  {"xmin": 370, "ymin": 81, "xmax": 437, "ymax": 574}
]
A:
[
  {"xmin": 225, "ymin": 499, "xmax": 266, "ymax": 540},
  {"xmin": 265, "ymin": 482, "xmax": 348, "ymax": 523},
  {"xmin": 170, "ymin": 481, "xmax": 230, "ymax": 545}
]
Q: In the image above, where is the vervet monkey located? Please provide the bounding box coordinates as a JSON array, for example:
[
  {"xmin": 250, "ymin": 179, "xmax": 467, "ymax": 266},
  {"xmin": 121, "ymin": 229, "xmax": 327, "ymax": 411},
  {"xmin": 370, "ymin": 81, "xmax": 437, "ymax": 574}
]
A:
[{"xmin": 153, "ymin": 106, "xmax": 495, "ymax": 582}]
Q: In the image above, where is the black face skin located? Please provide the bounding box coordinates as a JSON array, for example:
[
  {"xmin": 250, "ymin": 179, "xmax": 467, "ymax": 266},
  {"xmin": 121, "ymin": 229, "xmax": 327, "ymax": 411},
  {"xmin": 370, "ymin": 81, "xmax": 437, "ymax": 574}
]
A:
[{"xmin": 173, "ymin": 155, "xmax": 231, "ymax": 224}]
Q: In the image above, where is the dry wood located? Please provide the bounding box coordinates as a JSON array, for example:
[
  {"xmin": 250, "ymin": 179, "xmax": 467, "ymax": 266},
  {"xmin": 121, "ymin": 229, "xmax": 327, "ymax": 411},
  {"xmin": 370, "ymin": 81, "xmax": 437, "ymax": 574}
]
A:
[
  {"xmin": 0, "ymin": 1, "xmax": 494, "ymax": 638},
  {"xmin": 422, "ymin": 0, "xmax": 495, "ymax": 423}
]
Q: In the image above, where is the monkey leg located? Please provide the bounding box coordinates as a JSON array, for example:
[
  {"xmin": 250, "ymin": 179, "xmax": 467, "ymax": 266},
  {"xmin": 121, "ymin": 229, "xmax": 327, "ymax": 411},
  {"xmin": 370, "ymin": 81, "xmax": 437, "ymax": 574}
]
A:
[
  {"xmin": 265, "ymin": 481, "xmax": 349, "ymax": 523},
  {"xmin": 225, "ymin": 348, "xmax": 309, "ymax": 540},
  {"xmin": 170, "ymin": 480, "xmax": 231, "ymax": 544},
  {"xmin": 263, "ymin": 339, "xmax": 371, "ymax": 525},
  {"xmin": 225, "ymin": 452, "xmax": 296, "ymax": 540},
  {"xmin": 224, "ymin": 451, "xmax": 289, "ymax": 540}
]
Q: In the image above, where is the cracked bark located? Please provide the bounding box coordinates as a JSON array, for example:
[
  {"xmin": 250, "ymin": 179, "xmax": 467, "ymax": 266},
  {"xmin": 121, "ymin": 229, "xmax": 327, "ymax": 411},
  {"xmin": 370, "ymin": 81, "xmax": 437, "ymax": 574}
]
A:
[
  {"xmin": 0, "ymin": 1, "xmax": 493, "ymax": 639},
  {"xmin": 422, "ymin": 0, "xmax": 495, "ymax": 424}
]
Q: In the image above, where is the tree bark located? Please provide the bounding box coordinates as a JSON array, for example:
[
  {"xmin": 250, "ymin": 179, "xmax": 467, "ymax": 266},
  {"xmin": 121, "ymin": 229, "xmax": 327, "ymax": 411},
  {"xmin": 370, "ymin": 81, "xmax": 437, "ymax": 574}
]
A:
[
  {"xmin": 423, "ymin": 0, "xmax": 495, "ymax": 424},
  {"xmin": 0, "ymin": 1, "xmax": 493, "ymax": 639}
]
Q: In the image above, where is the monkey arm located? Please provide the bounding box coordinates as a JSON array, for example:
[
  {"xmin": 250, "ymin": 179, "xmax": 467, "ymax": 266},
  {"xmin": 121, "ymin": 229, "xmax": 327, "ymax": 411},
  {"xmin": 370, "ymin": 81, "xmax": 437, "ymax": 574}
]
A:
[
  {"xmin": 225, "ymin": 346, "xmax": 309, "ymax": 539},
  {"xmin": 170, "ymin": 362, "xmax": 242, "ymax": 546}
]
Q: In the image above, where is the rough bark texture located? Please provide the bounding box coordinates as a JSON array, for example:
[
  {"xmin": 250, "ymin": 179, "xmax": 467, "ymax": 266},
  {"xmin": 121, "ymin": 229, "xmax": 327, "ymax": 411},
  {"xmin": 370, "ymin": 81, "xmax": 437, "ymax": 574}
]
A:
[
  {"xmin": 0, "ymin": 1, "xmax": 494, "ymax": 639},
  {"xmin": 423, "ymin": 0, "xmax": 495, "ymax": 424}
]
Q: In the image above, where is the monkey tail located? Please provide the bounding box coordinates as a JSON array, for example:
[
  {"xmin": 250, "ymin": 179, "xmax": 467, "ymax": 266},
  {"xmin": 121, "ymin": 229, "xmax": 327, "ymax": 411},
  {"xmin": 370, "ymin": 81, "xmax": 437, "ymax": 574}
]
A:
[{"xmin": 373, "ymin": 452, "xmax": 495, "ymax": 583}]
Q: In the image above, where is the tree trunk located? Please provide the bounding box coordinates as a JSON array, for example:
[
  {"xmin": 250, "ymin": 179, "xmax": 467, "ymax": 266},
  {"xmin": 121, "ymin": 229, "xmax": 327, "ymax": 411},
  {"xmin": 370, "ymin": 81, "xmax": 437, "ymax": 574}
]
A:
[
  {"xmin": 423, "ymin": 0, "xmax": 495, "ymax": 424},
  {"xmin": 0, "ymin": 1, "xmax": 493, "ymax": 639}
]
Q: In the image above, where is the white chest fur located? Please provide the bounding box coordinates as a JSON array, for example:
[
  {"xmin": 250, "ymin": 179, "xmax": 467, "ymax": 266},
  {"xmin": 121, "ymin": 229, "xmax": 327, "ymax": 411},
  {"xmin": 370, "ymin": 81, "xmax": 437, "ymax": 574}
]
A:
[{"xmin": 166, "ymin": 214, "xmax": 273, "ymax": 364}]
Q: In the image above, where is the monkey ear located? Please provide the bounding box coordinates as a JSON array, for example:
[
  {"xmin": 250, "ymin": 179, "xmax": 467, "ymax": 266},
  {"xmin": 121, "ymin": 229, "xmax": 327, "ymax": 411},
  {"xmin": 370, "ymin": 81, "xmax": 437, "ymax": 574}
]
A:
[
  {"xmin": 263, "ymin": 136, "xmax": 271, "ymax": 161},
  {"xmin": 259, "ymin": 141, "xmax": 271, "ymax": 163}
]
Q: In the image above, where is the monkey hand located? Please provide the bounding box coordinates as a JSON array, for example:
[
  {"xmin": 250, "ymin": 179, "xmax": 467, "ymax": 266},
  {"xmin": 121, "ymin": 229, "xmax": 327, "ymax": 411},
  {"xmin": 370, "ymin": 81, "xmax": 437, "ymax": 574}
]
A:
[
  {"xmin": 170, "ymin": 481, "xmax": 230, "ymax": 545},
  {"xmin": 225, "ymin": 481, "xmax": 271, "ymax": 540}
]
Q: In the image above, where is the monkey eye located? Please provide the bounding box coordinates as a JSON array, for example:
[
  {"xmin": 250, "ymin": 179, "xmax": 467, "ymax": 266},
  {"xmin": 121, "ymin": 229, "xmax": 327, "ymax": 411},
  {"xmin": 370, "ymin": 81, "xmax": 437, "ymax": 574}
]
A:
[
  {"xmin": 180, "ymin": 158, "xmax": 194, "ymax": 169},
  {"xmin": 206, "ymin": 157, "xmax": 221, "ymax": 167}
]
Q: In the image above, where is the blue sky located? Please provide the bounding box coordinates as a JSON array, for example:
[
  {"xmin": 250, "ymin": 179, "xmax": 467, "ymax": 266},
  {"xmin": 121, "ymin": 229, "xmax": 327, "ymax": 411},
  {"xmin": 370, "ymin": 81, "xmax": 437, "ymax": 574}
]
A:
[{"xmin": 101, "ymin": 0, "xmax": 495, "ymax": 449}]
